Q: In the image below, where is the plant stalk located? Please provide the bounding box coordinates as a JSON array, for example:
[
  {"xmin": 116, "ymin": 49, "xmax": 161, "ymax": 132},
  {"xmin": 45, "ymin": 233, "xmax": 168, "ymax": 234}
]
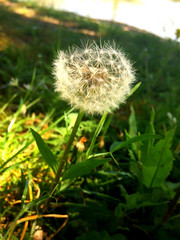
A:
[{"xmin": 49, "ymin": 110, "xmax": 84, "ymax": 196}]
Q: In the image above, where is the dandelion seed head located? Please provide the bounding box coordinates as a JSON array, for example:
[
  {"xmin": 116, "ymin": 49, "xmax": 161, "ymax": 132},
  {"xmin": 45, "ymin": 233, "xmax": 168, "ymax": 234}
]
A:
[{"xmin": 53, "ymin": 41, "xmax": 135, "ymax": 115}]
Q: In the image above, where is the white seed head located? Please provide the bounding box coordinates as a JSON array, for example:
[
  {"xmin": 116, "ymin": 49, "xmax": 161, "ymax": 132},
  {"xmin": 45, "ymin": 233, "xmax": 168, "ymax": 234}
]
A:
[{"xmin": 53, "ymin": 41, "xmax": 136, "ymax": 115}]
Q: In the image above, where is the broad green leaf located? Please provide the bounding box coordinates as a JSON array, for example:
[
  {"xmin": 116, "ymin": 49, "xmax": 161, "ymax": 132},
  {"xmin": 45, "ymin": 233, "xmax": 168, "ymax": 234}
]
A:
[
  {"xmin": 129, "ymin": 108, "xmax": 156, "ymax": 181},
  {"xmin": 142, "ymin": 129, "xmax": 175, "ymax": 188},
  {"xmin": 63, "ymin": 158, "xmax": 111, "ymax": 180},
  {"xmin": 31, "ymin": 128, "xmax": 58, "ymax": 174},
  {"xmin": 110, "ymin": 134, "xmax": 161, "ymax": 153},
  {"xmin": 125, "ymin": 192, "xmax": 165, "ymax": 210}
]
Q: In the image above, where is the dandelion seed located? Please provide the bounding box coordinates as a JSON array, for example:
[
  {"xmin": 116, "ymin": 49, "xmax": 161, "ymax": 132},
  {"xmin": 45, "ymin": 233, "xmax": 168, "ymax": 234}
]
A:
[
  {"xmin": 84, "ymin": 60, "xmax": 89, "ymax": 65},
  {"xmin": 109, "ymin": 60, "xmax": 114, "ymax": 66},
  {"xmin": 53, "ymin": 41, "xmax": 136, "ymax": 115}
]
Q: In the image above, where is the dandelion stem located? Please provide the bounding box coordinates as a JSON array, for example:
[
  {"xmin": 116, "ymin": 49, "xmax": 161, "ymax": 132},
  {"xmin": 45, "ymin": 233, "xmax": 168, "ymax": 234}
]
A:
[{"xmin": 48, "ymin": 110, "xmax": 84, "ymax": 198}]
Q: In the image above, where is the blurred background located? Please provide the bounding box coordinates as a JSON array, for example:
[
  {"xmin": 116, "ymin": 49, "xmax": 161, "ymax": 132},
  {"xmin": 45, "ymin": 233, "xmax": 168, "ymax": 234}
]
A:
[
  {"xmin": 0, "ymin": 0, "xmax": 180, "ymax": 126},
  {"xmin": 25, "ymin": 0, "xmax": 180, "ymax": 40}
]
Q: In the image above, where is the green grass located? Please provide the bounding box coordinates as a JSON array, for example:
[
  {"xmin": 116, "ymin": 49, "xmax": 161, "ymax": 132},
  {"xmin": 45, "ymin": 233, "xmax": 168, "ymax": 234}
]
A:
[{"xmin": 0, "ymin": 0, "xmax": 180, "ymax": 239}]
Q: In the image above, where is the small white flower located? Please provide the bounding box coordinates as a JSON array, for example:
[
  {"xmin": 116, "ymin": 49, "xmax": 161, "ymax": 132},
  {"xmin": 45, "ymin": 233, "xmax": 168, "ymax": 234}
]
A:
[
  {"xmin": 53, "ymin": 41, "xmax": 136, "ymax": 115},
  {"xmin": 167, "ymin": 112, "xmax": 177, "ymax": 126},
  {"xmin": 9, "ymin": 78, "xmax": 19, "ymax": 87},
  {"xmin": 23, "ymin": 83, "xmax": 31, "ymax": 90}
]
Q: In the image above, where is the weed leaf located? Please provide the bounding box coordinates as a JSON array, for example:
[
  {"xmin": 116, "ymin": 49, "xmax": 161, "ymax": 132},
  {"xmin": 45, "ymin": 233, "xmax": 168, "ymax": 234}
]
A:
[
  {"xmin": 110, "ymin": 134, "xmax": 161, "ymax": 153},
  {"xmin": 31, "ymin": 128, "xmax": 58, "ymax": 174},
  {"xmin": 142, "ymin": 129, "xmax": 175, "ymax": 188},
  {"xmin": 63, "ymin": 158, "xmax": 111, "ymax": 180}
]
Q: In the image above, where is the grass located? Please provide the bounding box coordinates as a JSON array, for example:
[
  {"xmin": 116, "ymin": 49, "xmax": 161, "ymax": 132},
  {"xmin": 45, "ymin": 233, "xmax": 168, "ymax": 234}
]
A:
[{"xmin": 0, "ymin": 0, "xmax": 180, "ymax": 239}]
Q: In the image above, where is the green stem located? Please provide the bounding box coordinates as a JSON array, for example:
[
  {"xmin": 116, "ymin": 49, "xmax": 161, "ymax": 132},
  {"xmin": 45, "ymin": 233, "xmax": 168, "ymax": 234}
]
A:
[
  {"xmin": 86, "ymin": 111, "xmax": 108, "ymax": 159},
  {"xmin": 50, "ymin": 110, "xmax": 84, "ymax": 195}
]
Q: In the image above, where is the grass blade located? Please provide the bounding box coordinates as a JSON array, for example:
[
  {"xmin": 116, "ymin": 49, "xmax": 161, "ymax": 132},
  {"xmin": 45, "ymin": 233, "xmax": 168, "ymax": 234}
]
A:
[{"xmin": 86, "ymin": 111, "xmax": 108, "ymax": 159}]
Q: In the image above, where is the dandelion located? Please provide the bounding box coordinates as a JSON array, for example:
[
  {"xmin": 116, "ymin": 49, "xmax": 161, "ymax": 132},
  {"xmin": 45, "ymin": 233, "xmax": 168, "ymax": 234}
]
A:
[
  {"xmin": 47, "ymin": 41, "xmax": 136, "ymax": 201},
  {"xmin": 53, "ymin": 41, "xmax": 135, "ymax": 115}
]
